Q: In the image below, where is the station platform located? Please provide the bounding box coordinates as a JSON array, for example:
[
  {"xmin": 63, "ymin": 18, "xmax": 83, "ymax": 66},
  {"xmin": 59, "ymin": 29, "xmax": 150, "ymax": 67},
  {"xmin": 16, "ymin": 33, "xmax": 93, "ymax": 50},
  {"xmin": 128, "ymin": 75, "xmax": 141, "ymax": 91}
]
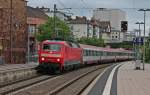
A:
[
  {"xmin": 0, "ymin": 62, "xmax": 38, "ymax": 86},
  {"xmin": 117, "ymin": 62, "xmax": 150, "ymax": 95},
  {"xmin": 0, "ymin": 62, "xmax": 38, "ymax": 71},
  {"xmin": 82, "ymin": 61, "xmax": 150, "ymax": 95}
]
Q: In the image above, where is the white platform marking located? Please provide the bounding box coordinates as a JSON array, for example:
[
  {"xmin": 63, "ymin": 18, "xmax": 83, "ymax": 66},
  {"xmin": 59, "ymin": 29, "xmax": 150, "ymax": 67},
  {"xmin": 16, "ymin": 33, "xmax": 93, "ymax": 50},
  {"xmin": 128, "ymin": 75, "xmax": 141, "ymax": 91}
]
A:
[
  {"xmin": 102, "ymin": 64, "xmax": 122, "ymax": 95},
  {"xmin": 81, "ymin": 66, "xmax": 109, "ymax": 95}
]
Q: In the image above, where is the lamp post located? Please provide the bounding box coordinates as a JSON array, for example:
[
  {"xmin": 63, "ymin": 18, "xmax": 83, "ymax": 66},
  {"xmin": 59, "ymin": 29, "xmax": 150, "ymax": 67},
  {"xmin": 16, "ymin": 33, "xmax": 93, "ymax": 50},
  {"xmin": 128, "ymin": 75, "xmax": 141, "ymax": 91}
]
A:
[
  {"xmin": 10, "ymin": 0, "xmax": 13, "ymax": 64},
  {"xmin": 25, "ymin": 1, "xmax": 30, "ymax": 64},
  {"xmin": 135, "ymin": 22, "xmax": 144, "ymax": 50},
  {"xmin": 135, "ymin": 22, "xmax": 144, "ymax": 38},
  {"xmin": 138, "ymin": 9, "xmax": 150, "ymax": 70},
  {"xmin": 53, "ymin": 4, "xmax": 56, "ymax": 39},
  {"xmin": 135, "ymin": 22, "xmax": 144, "ymax": 69},
  {"xmin": 53, "ymin": 4, "xmax": 73, "ymax": 39}
]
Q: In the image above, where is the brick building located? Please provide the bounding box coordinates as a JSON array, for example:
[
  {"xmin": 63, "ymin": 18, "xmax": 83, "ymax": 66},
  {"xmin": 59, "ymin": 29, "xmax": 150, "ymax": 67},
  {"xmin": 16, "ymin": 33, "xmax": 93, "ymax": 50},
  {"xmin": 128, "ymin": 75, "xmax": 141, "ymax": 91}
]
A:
[{"xmin": 0, "ymin": 0, "xmax": 27, "ymax": 64}]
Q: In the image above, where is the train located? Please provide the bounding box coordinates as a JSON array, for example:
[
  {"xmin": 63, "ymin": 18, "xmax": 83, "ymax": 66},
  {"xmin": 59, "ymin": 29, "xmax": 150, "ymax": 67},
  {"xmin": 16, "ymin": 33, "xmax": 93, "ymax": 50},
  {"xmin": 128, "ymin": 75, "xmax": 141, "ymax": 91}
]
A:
[{"xmin": 37, "ymin": 40, "xmax": 134, "ymax": 73}]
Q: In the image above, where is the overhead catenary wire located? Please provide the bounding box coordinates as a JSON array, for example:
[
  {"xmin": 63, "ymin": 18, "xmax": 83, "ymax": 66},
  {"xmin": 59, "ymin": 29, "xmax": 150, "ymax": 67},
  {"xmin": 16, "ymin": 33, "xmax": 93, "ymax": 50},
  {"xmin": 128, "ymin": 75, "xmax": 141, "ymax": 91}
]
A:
[
  {"xmin": 27, "ymin": 0, "xmax": 150, "ymax": 10},
  {"xmin": 80, "ymin": 0, "xmax": 89, "ymax": 9},
  {"xmin": 56, "ymin": 0, "xmax": 73, "ymax": 15}
]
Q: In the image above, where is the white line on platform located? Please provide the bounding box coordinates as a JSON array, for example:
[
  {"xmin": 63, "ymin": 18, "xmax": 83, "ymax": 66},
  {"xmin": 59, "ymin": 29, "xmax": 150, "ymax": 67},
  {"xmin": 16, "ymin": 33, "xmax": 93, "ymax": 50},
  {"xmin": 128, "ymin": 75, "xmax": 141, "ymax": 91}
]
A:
[
  {"xmin": 102, "ymin": 64, "xmax": 122, "ymax": 95},
  {"xmin": 81, "ymin": 66, "xmax": 111, "ymax": 95}
]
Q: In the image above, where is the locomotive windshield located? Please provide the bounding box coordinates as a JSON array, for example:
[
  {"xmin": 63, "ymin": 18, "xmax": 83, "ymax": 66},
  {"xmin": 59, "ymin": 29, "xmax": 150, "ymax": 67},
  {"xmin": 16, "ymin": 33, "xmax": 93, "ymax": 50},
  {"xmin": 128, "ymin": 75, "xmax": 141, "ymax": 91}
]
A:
[{"xmin": 43, "ymin": 44, "xmax": 61, "ymax": 51}]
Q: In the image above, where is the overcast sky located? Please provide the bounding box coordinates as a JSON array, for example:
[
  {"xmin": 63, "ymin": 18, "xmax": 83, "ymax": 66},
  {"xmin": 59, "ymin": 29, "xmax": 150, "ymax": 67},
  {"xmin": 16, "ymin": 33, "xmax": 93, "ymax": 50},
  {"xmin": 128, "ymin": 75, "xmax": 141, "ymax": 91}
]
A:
[{"xmin": 27, "ymin": 0, "xmax": 150, "ymax": 35}]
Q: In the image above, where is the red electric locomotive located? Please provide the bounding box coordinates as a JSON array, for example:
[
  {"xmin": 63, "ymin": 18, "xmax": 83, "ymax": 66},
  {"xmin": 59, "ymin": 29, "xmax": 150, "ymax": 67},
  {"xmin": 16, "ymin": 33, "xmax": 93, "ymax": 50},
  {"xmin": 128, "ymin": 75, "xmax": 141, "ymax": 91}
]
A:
[{"xmin": 38, "ymin": 40, "xmax": 82, "ymax": 72}]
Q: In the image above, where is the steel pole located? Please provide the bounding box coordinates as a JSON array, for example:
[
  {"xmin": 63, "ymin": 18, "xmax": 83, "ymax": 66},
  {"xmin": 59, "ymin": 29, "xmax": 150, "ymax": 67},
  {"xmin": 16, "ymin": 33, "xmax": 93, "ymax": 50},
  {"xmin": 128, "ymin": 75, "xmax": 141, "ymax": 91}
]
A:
[
  {"xmin": 27, "ymin": 24, "xmax": 30, "ymax": 63},
  {"xmin": 139, "ymin": 24, "xmax": 141, "ymax": 61},
  {"xmin": 10, "ymin": 0, "xmax": 13, "ymax": 64},
  {"xmin": 54, "ymin": 4, "xmax": 56, "ymax": 39},
  {"xmin": 143, "ymin": 11, "xmax": 146, "ymax": 70}
]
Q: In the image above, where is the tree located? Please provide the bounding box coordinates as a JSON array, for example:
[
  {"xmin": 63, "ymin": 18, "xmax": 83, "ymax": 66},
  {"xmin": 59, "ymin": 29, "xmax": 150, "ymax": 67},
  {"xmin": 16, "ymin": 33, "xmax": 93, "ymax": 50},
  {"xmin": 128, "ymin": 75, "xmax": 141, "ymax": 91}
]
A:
[
  {"xmin": 108, "ymin": 41, "xmax": 133, "ymax": 49},
  {"xmin": 145, "ymin": 41, "xmax": 150, "ymax": 62},
  {"xmin": 78, "ymin": 37, "xmax": 105, "ymax": 47},
  {"xmin": 36, "ymin": 17, "xmax": 71, "ymax": 42}
]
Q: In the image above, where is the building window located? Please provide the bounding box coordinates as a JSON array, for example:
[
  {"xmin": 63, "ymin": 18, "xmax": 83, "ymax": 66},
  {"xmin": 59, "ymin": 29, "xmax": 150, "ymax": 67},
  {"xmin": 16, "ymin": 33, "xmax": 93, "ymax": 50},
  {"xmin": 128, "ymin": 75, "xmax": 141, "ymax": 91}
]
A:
[
  {"xmin": 116, "ymin": 36, "xmax": 118, "ymax": 38},
  {"xmin": 28, "ymin": 25, "xmax": 36, "ymax": 33}
]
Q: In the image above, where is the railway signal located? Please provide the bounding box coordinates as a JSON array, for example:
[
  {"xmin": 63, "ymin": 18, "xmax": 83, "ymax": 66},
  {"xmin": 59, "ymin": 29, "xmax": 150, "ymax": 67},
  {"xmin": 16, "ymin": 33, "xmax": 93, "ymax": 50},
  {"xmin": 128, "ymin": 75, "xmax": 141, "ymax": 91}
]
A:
[{"xmin": 121, "ymin": 21, "xmax": 128, "ymax": 32}]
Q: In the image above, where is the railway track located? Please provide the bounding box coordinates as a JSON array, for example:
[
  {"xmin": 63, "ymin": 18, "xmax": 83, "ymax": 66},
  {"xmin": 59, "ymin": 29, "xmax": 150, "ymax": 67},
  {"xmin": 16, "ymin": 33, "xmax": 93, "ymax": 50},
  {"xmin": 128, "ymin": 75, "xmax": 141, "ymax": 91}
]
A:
[
  {"xmin": 48, "ymin": 64, "xmax": 110, "ymax": 95},
  {"xmin": 0, "ymin": 75, "xmax": 55, "ymax": 95},
  {"xmin": 9, "ymin": 64, "xmax": 111, "ymax": 95},
  {"xmin": 0, "ymin": 74, "xmax": 39, "ymax": 88}
]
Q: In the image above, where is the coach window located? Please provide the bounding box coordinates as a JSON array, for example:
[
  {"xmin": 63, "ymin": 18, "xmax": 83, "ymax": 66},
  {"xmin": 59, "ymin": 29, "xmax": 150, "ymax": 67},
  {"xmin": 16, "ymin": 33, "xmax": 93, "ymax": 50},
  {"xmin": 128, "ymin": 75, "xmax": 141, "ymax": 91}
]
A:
[
  {"xmin": 117, "ymin": 52, "xmax": 119, "ymax": 56},
  {"xmin": 93, "ymin": 51, "xmax": 95, "ymax": 56},
  {"xmin": 85, "ymin": 50, "xmax": 87, "ymax": 56},
  {"xmin": 106, "ymin": 52, "xmax": 108, "ymax": 56},
  {"xmin": 96, "ymin": 51, "xmax": 98, "ymax": 56},
  {"xmin": 91, "ymin": 50, "xmax": 93, "ymax": 56},
  {"xmin": 88, "ymin": 50, "xmax": 90, "ymax": 56},
  {"xmin": 113, "ymin": 52, "xmax": 115, "ymax": 56},
  {"xmin": 99, "ymin": 51, "xmax": 102, "ymax": 56},
  {"xmin": 103, "ymin": 52, "xmax": 106, "ymax": 56},
  {"xmin": 95, "ymin": 51, "xmax": 97, "ymax": 56},
  {"xmin": 108, "ymin": 52, "xmax": 110, "ymax": 56},
  {"xmin": 107, "ymin": 52, "xmax": 110, "ymax": 56},
  {"xmin": 86, "ymin": 50, "xmax": 89, "ymax": 56},
  {"xmin": 101, "ymin": 51, "xmax": 104, "ymax": 56},
  {"xmin": 90, "ymin": 50, "xmax": 92, "ymax": 56},
  {"xmin": 83, "ymin": 50, "xmax": 86, "ymax": 56},
  {"xmin": 89, "ymin": 50, "xmax": 91, "ymax": 56},
  {"xmin": 93, "ymin": 50, "xmax": 96, "ymax": 56},
  {"xmin": 97, "ymin": 51, "xmax": 100, "ymax": 56},
  {"xmin": 84, "ymin": 50, "xmax": 87, "ymax": 56},
  {"xmin": 110, "ymin": 52, "xmax": 112, "ymax": 56}
]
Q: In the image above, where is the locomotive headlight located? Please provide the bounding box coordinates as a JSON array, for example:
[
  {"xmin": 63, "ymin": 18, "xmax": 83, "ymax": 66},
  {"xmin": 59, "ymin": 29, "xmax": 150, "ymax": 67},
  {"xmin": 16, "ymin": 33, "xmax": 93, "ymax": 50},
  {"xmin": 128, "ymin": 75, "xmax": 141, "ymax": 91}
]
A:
[
  {"xmin": 41, "ymin": 57, "xmax": 45, "ymax": 61},
  {"xmin": 57, "ymin": 58, "xmax": 60, "ymax": 62}
]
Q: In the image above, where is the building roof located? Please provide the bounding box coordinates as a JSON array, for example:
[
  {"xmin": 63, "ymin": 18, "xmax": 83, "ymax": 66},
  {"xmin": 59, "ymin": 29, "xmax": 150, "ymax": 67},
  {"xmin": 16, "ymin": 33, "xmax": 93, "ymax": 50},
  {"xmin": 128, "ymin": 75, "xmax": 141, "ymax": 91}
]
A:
[{"xmin": 27, "ymin": 6, "xmax": 49, "ymax": 20}]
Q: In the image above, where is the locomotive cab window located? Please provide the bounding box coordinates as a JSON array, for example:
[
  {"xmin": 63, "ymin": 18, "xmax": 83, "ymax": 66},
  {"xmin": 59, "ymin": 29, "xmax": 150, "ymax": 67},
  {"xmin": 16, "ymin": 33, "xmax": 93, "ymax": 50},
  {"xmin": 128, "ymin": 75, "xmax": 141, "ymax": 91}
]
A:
[{"xmin": 43, "ymin": 44, "xmax": 61, "ymax": 51}]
